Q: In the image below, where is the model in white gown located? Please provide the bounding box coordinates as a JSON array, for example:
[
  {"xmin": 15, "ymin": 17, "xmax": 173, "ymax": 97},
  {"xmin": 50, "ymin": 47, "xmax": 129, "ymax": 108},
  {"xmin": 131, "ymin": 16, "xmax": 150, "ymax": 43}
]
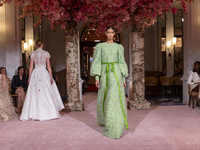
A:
[{"xmin": 20, "ymin": 47, "xmax": 64, "ymax": 121}]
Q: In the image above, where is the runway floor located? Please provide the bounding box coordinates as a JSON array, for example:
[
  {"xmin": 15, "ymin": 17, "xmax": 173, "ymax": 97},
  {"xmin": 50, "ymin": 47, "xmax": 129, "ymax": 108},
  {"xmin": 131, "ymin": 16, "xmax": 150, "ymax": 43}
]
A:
[{"xmin": 1, "ymin": 92, "xmax": 200, "ymax": 150}]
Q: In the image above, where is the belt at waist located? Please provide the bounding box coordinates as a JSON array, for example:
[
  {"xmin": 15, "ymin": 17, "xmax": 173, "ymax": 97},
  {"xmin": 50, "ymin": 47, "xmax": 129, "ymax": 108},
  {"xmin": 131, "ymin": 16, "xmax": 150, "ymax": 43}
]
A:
[{"xmin": 102, "ymin": 62, "xmax": 129, "ymax": 129}]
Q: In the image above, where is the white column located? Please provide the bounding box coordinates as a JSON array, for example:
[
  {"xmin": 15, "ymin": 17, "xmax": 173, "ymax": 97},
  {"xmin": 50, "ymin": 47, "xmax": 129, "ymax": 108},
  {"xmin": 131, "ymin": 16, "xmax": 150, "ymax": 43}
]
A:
[
  {"xmin": 127, "ymin": 23, "xmax": 133, "ymax": 100},
  {"xmin": 166, "ymin": 12, "xmax": 174, "ymax": 77},
  {"xmin": 181, "ymin": 4, "xmax": 191, "ymax": 104}
]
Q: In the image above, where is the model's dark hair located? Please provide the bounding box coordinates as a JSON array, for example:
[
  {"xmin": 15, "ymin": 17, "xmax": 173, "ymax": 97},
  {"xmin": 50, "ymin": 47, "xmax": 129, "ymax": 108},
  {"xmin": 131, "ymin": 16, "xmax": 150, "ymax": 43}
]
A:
[
  {"xmin": 193, "ymin": 61, "xmax": 200, "ymax": 73},
  {"xmin": 36, "ymin": 39, "xmax": 43, "ymax": 47},
  {"xmin": 18, "ymin": 66, "xmax": 23, "ymax": 71},
  {"xmin": 106, "ymin": 26, "xmax": 115, "ymax": 32}
]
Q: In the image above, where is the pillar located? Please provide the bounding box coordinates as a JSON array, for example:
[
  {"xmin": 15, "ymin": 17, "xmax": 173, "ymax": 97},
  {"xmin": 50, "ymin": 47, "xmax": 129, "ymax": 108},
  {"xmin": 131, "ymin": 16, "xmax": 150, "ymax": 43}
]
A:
[
  {"xmin": 128, "ymin": 18, "xmax": 150, "ymax": 110},
  {"xmin": 64, "ymin": 20, "xmax": 84, "ymax": 111}
]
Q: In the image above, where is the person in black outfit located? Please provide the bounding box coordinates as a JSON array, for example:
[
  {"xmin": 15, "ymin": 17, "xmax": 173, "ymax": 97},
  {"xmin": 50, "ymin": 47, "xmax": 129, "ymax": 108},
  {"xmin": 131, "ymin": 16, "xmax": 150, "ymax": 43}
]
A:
[{"xmin": 12, "ymin": 66, "xmax": 28, "ymax": 114}]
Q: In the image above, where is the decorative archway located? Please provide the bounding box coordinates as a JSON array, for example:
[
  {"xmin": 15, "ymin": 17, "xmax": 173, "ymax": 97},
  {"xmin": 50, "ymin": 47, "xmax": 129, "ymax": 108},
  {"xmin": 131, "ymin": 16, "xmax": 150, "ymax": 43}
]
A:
[{"xmin": 80, "ymin": 28, "xmax": 121, "ymax": 93}]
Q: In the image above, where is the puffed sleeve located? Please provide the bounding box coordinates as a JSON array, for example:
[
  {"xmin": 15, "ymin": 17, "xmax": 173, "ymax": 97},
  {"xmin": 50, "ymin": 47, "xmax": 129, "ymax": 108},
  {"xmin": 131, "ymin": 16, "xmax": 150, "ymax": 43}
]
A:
[
  {"xmin": 90, "ymin": 43, "xmax": 102, "ymax": 80},
  {"xmin": 45, "ymin": 51, "xmax": 51, "ymax": 58},
  {"xmin": 30, "ymin": 52, "xmax": 35, "ymax": 59},
  {"xmin": 187, "ymin": 71, "xmax": 194, "ymax": 86},
  {"xmin": 118, "ymin": 44, "xmax": 128, "ymax": 83}
]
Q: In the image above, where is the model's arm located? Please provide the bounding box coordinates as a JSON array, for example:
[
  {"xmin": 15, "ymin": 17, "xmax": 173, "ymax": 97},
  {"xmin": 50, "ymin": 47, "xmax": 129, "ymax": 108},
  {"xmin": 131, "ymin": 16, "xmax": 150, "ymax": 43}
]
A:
[
  {"xmin": 46, "ymin": 58, "xmax": 53, "ymax": 84},
  {"xmin": 187, "ymin": 71, "xmax": 194, "ymax": 85},
  {"xmin": 118, "ymin": 44, "xmax": 129, "ymax": 83},
  {"xmin": 28, "ymin": 58, "xmax": 34, "ymax": 83},
  {"xmin": 90, "ymin": 44, "xmax": 102, "ymax": 88}
]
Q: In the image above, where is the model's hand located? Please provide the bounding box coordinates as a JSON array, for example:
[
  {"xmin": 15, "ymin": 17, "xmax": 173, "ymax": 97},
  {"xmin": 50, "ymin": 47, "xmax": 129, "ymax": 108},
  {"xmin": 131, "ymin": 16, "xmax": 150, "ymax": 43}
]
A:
[
  {"xmin": 51, "ymin": 78, "xmax": 54, "ymax": 85},
  {"xmin": 124, "ymin": 82, "xmax": 126, "ymax": 88},
  {"xmin": 95, "ymin": 80, "xmax": 100, "ymax": 88}
]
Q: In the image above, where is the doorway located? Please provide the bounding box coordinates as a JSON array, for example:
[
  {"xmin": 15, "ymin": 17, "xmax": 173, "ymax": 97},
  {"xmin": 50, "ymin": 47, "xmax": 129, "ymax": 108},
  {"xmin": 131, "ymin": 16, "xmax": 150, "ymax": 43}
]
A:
[{"xmin": 80, "ymin": 28, "xmax": 121, "ymax": 93}]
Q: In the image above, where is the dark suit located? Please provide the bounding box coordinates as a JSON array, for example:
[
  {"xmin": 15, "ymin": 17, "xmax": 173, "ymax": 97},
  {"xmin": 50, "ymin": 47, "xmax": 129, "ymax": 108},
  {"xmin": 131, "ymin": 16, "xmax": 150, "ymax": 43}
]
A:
[{"xmin": 11, "ymin": 75, "xmax": 28, "ymax": 94}]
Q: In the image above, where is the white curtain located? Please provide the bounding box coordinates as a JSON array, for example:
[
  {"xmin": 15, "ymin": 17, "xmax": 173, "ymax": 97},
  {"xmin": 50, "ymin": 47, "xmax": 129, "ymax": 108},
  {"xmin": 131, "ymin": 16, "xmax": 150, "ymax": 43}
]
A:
[{"xmin": 0, "ymin": 2, "xmax": 21, "ymax": 78}]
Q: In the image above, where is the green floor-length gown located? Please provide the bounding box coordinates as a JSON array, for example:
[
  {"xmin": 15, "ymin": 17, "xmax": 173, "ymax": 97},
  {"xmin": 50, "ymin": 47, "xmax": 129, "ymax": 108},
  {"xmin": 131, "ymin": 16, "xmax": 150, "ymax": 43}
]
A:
[{"xmin": 90, "ymin": 42, "xmax": 129, "ymax": 139}]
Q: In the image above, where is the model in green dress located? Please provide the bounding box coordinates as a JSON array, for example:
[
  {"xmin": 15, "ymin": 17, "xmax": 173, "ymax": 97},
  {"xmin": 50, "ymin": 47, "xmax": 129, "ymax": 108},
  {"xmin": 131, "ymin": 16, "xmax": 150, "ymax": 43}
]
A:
[{"xmin": 90, "ymin": 27, "xmax": 129, "ymax": 139}]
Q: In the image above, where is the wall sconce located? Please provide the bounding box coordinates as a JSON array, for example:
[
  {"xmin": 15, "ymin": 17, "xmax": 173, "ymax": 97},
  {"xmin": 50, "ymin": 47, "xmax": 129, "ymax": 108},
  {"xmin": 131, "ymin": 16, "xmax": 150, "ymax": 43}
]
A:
[
  {"xmin": 167, "ymin": 37, "xmax": 177, "ymax": 60},
  {"xmin": 24, "ymin": 43, "xmax": 28, "ymax": 50},
  {"xmin": 29, "ymin": 39, "xmax": 33, "ymax": 52}
]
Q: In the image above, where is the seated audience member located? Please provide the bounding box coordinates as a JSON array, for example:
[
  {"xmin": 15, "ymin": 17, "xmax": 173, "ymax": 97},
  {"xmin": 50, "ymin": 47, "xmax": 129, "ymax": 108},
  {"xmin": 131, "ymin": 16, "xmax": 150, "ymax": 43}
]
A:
[
  {"xmin": 0, "ymin": 73, "xmax": 17, "ymax": 121},
  {"xmin": 188, "ymin": 61, "xmax": 200, "ymax": 92},
  {"xmin": 187, "ymin": 61, "xmax": 200, "ymax": 106},
  {"xmin": 11, "ymin": 66, "xmax": 28, "ymax": 114}
]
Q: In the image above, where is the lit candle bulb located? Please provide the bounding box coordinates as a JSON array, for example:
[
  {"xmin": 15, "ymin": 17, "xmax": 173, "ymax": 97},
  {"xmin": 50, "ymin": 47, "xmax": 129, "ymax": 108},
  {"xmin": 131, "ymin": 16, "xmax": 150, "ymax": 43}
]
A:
[
  {"xmin": 172, "ymin": 37, "xmax": 177, "ymax": 45},
  {"xmin": 167, "ymin": 41, "xmax": 171, "ymax": 48}
]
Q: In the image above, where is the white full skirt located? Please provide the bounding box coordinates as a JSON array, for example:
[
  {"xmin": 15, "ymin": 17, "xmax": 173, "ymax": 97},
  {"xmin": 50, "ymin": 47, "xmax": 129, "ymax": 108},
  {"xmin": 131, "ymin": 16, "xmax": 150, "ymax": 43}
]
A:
[{"xmin": 20, "ymin": 67, "xmax": 64, "ymax": 121}]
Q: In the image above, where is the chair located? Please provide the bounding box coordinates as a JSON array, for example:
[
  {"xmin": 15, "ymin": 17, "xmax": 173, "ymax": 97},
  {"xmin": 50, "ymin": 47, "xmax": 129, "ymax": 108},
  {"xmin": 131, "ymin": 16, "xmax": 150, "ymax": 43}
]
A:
[
  {"xmin": 145, "ymin": 77, "xmax": 158, "ymax": 95},
  {"xmin": 188, "ymin": 85, "xmax": 200, "ymax": 109},
  {"xmin": 172, "ymin": 76, "xmax": 183, "ymax": 95},
  {"xmin": 8, "ymin": 81, "xmax": 18, "ymax": 107},
  {"xmin": 159, "ymin": 77, "xmax": 174, "ymax": 96}
]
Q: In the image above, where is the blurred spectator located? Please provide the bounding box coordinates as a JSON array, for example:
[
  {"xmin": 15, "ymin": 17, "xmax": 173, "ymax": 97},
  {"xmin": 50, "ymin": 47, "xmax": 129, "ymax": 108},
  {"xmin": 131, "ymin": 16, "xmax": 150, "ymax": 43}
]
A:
[{"xmin": 11, "ymin": 66, "xmax": 28, "ymax": 114}]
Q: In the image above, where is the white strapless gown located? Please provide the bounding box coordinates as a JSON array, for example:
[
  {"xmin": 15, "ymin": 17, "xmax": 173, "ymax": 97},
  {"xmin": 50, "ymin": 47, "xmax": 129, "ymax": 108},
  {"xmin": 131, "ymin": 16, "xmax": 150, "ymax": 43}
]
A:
[{"xmin": 20, "ymin": 49, "xmax": 64, "ymax": 121}]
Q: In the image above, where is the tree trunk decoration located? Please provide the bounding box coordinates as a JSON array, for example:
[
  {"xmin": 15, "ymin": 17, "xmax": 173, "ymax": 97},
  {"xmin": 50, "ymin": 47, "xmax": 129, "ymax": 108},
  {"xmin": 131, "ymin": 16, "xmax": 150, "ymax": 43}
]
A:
[
  {"xmin": 128, "ymin": 19, "xmax": 150, "ymax": 110},
  {"xmin": 64, "ymin": 20, "xmax": 84, "ymax": 111}
]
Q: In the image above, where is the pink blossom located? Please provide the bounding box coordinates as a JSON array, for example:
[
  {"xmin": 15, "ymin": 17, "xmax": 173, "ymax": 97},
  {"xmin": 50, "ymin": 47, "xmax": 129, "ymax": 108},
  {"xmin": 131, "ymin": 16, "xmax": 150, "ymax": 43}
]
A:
[
  {"xmin": 0, "ymin": 0, "xmax": 194, "ymax": 35},
  {"xmin": 171, "ymin": 7, "xmax": 179, "ymax": 14}
]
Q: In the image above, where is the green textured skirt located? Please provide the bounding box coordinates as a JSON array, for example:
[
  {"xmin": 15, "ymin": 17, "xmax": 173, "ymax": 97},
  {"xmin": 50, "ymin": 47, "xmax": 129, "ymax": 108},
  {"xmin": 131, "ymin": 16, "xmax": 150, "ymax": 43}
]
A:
[{"xmin": 97, "ymin": 62, "xmax": 128, "ymax": 139}]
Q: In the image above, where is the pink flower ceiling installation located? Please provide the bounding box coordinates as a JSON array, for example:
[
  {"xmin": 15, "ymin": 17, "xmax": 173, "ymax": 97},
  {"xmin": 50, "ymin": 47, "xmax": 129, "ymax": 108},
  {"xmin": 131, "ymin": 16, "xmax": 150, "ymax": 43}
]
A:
[{"xmin": 0, "ymin": 0, "xmax": 194, "ymax": 34}]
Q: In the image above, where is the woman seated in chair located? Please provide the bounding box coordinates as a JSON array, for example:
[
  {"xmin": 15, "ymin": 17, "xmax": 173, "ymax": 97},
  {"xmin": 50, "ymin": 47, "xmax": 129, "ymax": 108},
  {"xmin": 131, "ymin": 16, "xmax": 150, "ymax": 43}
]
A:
[
  {"xmin": 0, "ymin": 72, "xmax": 17, "ymax": 122},
  {"xmin": 12, "ymin": 66, "xmax": 28, "ymax": 115},
  {"xmin": 187, "ymin": 61, "xmax": 200, "ymax": 105}
]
